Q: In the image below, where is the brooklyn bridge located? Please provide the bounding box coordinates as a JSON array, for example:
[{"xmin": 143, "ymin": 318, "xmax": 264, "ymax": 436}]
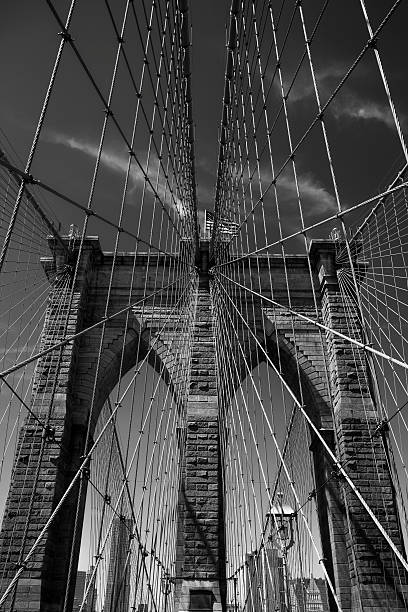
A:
[{"xmin": 0, "ymin": 0, "xmax": 408, "ymax": 610}]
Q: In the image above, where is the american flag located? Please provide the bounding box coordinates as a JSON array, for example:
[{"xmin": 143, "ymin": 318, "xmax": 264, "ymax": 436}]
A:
[{"xmin": 204, "ymin": 210, "xmax": 239, "ymax": 237}]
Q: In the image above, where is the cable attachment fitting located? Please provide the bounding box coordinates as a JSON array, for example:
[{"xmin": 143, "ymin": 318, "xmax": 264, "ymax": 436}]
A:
[
  {"xmin": 307, "ymin": 489, "xmax": 316, "ymax": 502},
  {"xmin": 24, "ymin": 173, "xmax": 35, "ymax": 185},
  {"xmin": 14, "ymin": 561, "xmax": 28, "ymax": 571},
  {"xmin": 81, "ymin": 466, "xmax": 90, "ymax": 480},
  {"xmin": 79, "ymin": 455, "xmax": 91, "ymax": 480},
  {"xmin": 58, "ymin": 30, "xmax": 73, "ymax": 42},
  {"xmin": 42, "ymin": 425, "xmax": 56, "ymax": 443},
  {"xmin": 330, "ymin": 464, "xmax": 345, "ymax": 482},
  {"xmin": 56, "ymin": 262, "xmax": 73, "ymax": 280},
  {"xmin": 373, "ymin": 419, "xmax": 389, "ymax": 438},
  {"xmin": 367, "ymin": 37, "xmax": 378, "ymax": 49},
  {"xmin": 139, "ymin": 545, "xmax": 149, "ymax": 557},
  {"xmin": 104, "ymin": 494, "xmax": 111, "ymax": 505}
]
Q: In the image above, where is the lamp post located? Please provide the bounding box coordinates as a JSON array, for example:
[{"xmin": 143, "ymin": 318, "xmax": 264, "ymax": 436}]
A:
[
  {"xmin": 161, "ymin": 571, "xmax": 174, "ymax": 612},
  {"xmin": 266, "ymin": 494, "xmax": 295, "ymax": 612}
]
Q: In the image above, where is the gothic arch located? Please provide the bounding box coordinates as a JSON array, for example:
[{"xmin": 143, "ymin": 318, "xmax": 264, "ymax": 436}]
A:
[
  {"xmin": 228, "ymin": 307, "xmax": 333, "ymax": 431},
  {"xmin": 40, "ymin": 311, "xmax": 185, "ymax": 611}
]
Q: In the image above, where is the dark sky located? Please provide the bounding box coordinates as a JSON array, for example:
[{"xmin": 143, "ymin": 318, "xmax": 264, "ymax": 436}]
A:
[
  {"xmin": 1, "ymin": 0, "xmax": 408, "ymax": 581},
  {"xmin": 0, "ymin": 1, "xmax": 230, "ymax": 249},
  {"xmin": 1, "ymin": 0, "xmax": 407, "ymax": 253}
]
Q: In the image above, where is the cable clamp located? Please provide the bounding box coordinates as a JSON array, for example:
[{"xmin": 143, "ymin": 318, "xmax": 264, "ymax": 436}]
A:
[
  {"xmin": 80, "ymin": 466, "xmax": 90, "ymax": 480},
  {"xmin": 103, "ymin": 108, "xmax": 113, "ymax": 117},
  {"xmin": 307, "ymin": 489, "xmax": 316, "ymax": 501},
  {"xmin": 24, "ymin": 173, "xmax": 35, "ymax": 185},
  {"xmin": 373, "ymin": 419, "xmax": 389, "ymax": 438},
  {"xmin": 330, "ymin": 464, "xmax": 345, "ymax": 482},
  {"xmin": 56, "ymin": 263, "xmax": 73, "ymax": 279},
  {"xmin": 368, "ymin": 37, "xmax": 378, "ymax": 49},
  {"xmin": 79, "ymin": 455, "xmax": 91, "ymax": 479},
  {"xmin": 42, "ymin": 425, "xmax": 56, "ymax": 443},
  {"xmin": 104, "ymin": 494, "xmax": 111, "ymax": 505},
  {"xmin": 58, "ymin": 31, "xmax": 73, "ymax": 42},
  {"xmin": 15, "ymin": 561, "xmax": 28, "ymax": 570}
]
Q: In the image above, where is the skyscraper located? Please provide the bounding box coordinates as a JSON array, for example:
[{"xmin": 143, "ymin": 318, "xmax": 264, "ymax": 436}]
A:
[
  {"xmin": 73, "ymin": 567, "xmax": 98, "ymax": 612},
  {"xmin": 73, "ymin": 571, "xmax": 86, "ymax": 612},
  {"xmin": 246, "ymin": 547, "xmax": 284, "ymax": 612},
  {"xmin": 290, "ymin": 577, "xmax": 329, "ymax": 612},
  {"xmin": 103, "ymin": 516, "xmax": 133, "ymax": 612}
]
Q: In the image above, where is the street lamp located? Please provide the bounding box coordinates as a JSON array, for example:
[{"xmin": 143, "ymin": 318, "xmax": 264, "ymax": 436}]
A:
[
  {"xmin": 161, "ymin": 571, "xmax": 175, "ymax": 612},
  {"xmin": 266, "ymin": 494, "xmax": 296, "ymax": 612}
]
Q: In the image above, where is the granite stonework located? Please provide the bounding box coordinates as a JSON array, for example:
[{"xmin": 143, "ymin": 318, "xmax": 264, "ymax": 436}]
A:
[{"xmin": 0, "ymin": 238, "xmax": 406, "ymax": 611}]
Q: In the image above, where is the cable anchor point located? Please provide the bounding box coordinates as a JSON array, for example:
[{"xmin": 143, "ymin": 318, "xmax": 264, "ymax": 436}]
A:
[
  {"xmin": 42, "ymin": 425, "xmax": 56, "ymax": 443},
  {"xmin": 330, "ymin": 464, "xmax": 345, "ymax": 482},
  {"xmin": 373, "ymin": 419, "xmax": 389, "ymax": 438}
]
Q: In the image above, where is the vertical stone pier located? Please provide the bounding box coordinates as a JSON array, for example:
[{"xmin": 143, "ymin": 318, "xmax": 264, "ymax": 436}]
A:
[
  {"xmin": 311, "ymin": 240, "xmax": 408, "ymax": 611},
  {"xmin": 174, "ymin": 240, "xmax": 226, "ymax": 612}
]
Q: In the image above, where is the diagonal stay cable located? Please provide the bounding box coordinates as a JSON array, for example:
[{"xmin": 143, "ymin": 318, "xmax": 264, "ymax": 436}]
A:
[
  {"xmin": 215, "ymin": 0, "xmax": 403, "ymax": 251},
  {"xmin": 0, "ymin": 274, "xmax": 189, "ymax": 380},
  {"xmin": 0, "ymin": 156, "xmax": 179, "ymax": 260},
  {"xmin": 0, "ymin": 146, "xmax": 68, "ymax": 257},
  {"xmin": 0, "ymin": 273, "xmax": 194, "ymax": 607},
  {"xmin": 212, "ymin": 280, "xmax": 342, "ymax": 608},
  {"xmin": 346, "ymin": 166, "xmax": 408, "ymax": 252},
  {"xmin": 212, "ymin": 181, "xmax": 408, "ymax": 268},
  {"xmin": 214, "ymin": 270, "xmax": 408, "ymax": 372},
  {"xmin": 212, "ymin": 272, "xmax": 408, "ymax": 574},
  {"xmin": 45, "ymin": 0, "xmax": 188, "ymax": 239},
  {"xmin": 0, "ymin": 0, "xmax": 77, "ymax": 275}
]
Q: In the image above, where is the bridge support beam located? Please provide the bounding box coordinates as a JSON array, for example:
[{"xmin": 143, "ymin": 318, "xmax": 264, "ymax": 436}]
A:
[
  {"xmin": 0, "ymin": 238, "xmax": 100, "ymax": 611},
  {"xmin": 312, "ymin": 241, "xmax": 408, "ymax": 611},
  {"xmin": 174, "ymin": 280, "xmax": 227, "ymax": 612},
  {"xmin": 1, "ymin": 237, "xmax": 407, "ymax": 612}
]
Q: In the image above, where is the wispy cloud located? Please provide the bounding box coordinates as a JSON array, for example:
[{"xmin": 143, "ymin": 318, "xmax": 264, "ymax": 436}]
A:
[
  {"xmin": 270, "ymin": 64, "xmax": 404, "ymax": 131},
  {"xmin": 277, "ymin": 170, "xmax": 337, "ymax": 217},
  {"xmin": 248, "ymin": 165, "xmax": 337, "ymax": 220},
  {"xmin": 331, "ymin": 94, "xmax": 398, "ymax": 129},
  {"xmin": 51, "ymin": 133, "xmax": 187, "ymax": 218},
  {"xmin": 275, "ymin": 65, "xmax": 344, "ymax": 104}
]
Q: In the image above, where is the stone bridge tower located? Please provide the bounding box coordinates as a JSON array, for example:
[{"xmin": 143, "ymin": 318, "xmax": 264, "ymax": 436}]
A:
[{"xmin": 0, "ymin": 237, "xmax": 406, "ymax": 611}]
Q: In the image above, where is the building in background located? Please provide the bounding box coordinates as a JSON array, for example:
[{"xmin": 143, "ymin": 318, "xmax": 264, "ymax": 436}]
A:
[
  {"xmin": 73, "ymin": 571, "xmax": 86, "ymax": 612},
  {"xmin": 103, "ymin": 516, "xmax": 133, "ymax": 612},
  {"xmin": 245, "ymin": 548, "xmax": 330, "ymax": 612},
  {"xmin": 290, "ymin": 577, "xmax": 329, "ymax": 612},
  {"xmin": 246, "ymin": 547, "xmax": 284, "ymax": 612},
  {"xmin": 73, "ymin": 567, "xmax": 98, "ymax": 612}
]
